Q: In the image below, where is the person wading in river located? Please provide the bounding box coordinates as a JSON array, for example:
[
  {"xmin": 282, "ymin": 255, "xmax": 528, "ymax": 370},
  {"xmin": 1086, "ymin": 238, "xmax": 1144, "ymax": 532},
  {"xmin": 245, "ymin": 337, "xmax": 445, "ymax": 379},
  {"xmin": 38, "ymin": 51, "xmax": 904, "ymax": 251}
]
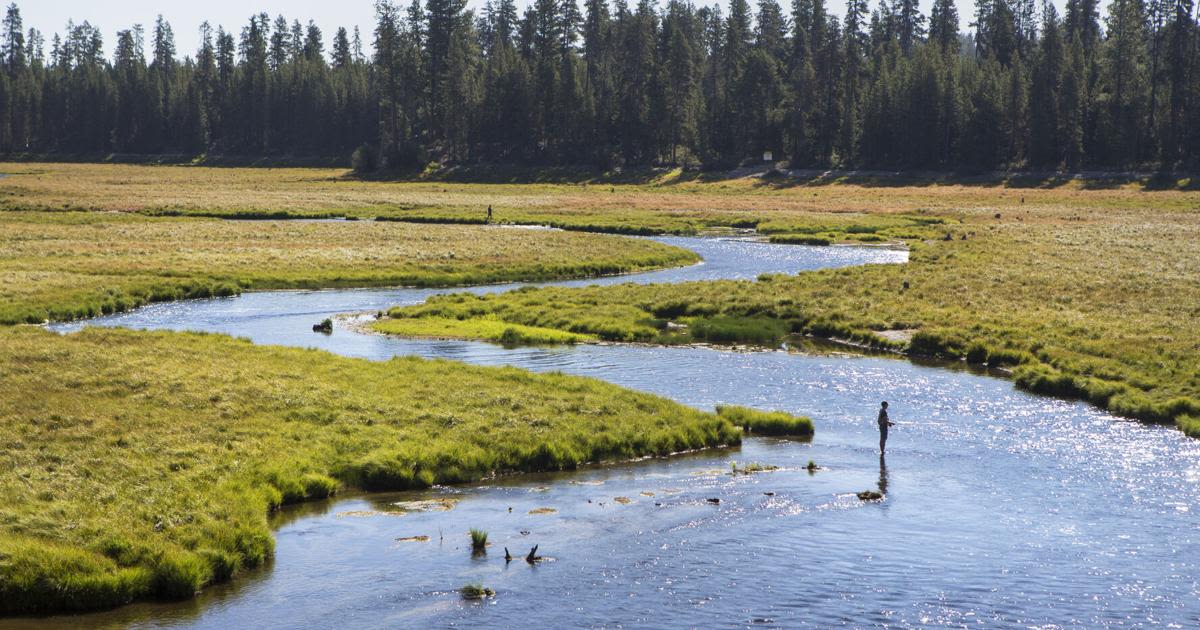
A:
[{"xmin": 878, "ymin": 401, "xmax": 895, "ymax": 454}]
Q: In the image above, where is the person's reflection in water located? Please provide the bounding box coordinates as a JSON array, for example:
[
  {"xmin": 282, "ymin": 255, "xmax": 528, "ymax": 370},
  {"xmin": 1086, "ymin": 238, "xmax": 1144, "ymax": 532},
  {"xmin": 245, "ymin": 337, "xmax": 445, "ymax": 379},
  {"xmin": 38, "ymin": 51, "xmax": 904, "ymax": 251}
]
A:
[{"xmin": 878, "ymin": 454, "xmax": 889, "ymax": 496}]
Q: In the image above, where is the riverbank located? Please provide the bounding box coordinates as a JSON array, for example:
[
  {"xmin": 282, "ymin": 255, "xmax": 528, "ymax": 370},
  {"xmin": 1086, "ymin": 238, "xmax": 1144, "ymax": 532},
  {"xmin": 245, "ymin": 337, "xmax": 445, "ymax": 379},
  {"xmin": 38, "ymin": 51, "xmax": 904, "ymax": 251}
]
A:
[
  {"xmin": 0, "ymin": 326, "xmax": 743, "ymax": 614},
  {"xmin": 0, "ymin": 212, "xmax": 697, "ymax": 325}
]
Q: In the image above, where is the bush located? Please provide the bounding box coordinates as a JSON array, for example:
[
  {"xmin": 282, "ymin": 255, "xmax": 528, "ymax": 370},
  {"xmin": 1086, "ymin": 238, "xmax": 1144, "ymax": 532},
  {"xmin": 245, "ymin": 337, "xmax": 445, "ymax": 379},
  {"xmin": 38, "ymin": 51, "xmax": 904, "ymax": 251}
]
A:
[
  {"xmin": 716, "ymin": 405, "xmax": 814, "ymax": 437},
  {"xmin": 351, "ymin": 143, "xmax": 378, "ymax": 173}
]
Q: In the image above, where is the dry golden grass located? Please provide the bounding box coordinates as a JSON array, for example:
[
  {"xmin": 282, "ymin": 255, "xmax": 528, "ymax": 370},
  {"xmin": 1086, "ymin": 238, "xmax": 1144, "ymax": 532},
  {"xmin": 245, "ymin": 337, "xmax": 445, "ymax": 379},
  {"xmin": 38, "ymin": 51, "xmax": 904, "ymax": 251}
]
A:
[{"xmin": 3, "ymin": 163, "xmax": 1196, "ymax": 234}]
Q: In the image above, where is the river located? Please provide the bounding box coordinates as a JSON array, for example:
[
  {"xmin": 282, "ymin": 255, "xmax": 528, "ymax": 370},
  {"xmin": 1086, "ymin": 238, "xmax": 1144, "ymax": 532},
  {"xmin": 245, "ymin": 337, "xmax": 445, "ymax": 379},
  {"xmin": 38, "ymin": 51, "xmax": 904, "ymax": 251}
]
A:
[{"xmin": 39, "ymin": 236, "xmax": 1200, "ymax": 628}]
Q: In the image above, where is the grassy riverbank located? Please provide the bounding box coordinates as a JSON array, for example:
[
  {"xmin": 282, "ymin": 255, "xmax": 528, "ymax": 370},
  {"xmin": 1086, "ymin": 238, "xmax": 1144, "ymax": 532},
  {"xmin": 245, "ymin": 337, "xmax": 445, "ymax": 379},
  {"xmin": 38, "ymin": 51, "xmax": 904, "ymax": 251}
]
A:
[
  {"xmin": 372, "ymin": 315, "xmax": 595, "ymax": 344},
  {"xmin": 383, "ymin": 202, "xmax": 1200, "ymax": 432},
  {"xmin": 0, "ymin": 326, "xmax": 740, "ymax": 614},
  {"xmin": 0, "ymin": 212, "xmax": 697, "ymax": 325}
]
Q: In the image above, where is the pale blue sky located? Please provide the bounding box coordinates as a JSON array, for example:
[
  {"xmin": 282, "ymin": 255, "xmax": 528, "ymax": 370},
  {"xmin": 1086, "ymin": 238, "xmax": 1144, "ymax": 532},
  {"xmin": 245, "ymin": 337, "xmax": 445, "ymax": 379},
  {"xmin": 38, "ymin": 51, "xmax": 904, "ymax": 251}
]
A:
[{"xmin": 22, "ymin": 0, "xmax": 1067, "ymax": 59}]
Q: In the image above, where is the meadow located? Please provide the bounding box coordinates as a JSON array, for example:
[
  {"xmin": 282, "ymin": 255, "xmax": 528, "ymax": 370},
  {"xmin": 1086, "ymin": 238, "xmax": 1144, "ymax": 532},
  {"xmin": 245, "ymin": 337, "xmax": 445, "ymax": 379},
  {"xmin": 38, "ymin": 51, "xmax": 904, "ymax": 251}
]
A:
[
  {"xmin": 3, "ymin": 162, "xmax": 1200, "ymax": 613},
  {"xmin": 0, "ymin": 211, "xmax": 696, "ymax": 325},
  {"xmin": 380, "ymin": 189, "xmax": 1200, "ymax": 433},
  {"xmin": 0, "ymin": 326, "xmax": 741, "ymax": 613},
  {"xmin": 3, "ymin": 162, "xmax": 1197, "ymax": 235}
]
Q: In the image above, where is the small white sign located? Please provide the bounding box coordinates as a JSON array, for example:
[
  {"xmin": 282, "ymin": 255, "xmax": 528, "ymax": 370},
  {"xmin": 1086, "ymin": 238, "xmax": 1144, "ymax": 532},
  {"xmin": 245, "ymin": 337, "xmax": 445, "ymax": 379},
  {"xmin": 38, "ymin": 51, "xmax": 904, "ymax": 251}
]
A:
[{"xmin": 763, "ymin": 151, "xmax": 773, "ymax": 162}]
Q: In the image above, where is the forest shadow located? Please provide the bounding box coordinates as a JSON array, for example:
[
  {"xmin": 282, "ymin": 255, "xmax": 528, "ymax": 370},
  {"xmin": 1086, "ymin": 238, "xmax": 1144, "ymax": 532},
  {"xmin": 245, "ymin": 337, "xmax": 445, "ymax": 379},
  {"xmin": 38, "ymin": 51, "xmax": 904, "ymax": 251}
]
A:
[{"xmin": 364, "ymin": 165, "xmax": 1197, "ymax": 191}]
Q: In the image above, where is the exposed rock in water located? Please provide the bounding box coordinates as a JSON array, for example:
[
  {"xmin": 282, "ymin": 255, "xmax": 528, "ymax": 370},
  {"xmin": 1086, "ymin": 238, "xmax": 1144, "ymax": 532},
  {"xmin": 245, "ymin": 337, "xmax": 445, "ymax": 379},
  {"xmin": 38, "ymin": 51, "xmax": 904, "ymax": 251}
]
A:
[{"xmin": 856, "ymin": 491, "xmax": 884, "ymax": 501}]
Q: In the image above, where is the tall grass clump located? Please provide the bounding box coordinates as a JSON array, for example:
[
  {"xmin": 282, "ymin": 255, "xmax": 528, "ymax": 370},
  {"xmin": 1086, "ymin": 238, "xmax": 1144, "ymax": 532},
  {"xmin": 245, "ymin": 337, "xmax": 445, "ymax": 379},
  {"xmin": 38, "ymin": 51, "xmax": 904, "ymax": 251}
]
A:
[
  {"xmin": 1176, "ymin": 416, "xmax": 1200, "ymax": 438},
  {"xmin": 770, "ymin": 234, "xmax": 833, "ymax": 246},
  {"xmin": 716, "ymin": 405, "xmax": 814, "ymax": 437},
  {"xmin": 469, "ymin": 529, "xmax": 488, "ymax": 552},
  {"xmin": 689, "ymin": 316, "xmax": 790, "ymax": 346}
]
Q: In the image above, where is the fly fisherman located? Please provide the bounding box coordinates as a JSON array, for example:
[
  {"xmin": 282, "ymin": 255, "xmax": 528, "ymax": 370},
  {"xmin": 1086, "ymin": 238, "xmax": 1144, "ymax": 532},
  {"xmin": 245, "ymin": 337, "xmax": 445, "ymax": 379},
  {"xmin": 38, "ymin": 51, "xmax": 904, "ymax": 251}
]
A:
[{"xmin": 878, "ymin": 401, "xmax": 895, "ymax": 454}]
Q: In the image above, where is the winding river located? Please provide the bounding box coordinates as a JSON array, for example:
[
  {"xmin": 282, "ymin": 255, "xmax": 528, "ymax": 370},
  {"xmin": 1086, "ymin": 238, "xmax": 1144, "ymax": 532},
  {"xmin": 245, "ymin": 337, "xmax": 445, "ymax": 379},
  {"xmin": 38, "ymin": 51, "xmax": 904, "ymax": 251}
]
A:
[{"xmin": 40, "ymin": 236, "xmax": 1200, "ymax": 628}]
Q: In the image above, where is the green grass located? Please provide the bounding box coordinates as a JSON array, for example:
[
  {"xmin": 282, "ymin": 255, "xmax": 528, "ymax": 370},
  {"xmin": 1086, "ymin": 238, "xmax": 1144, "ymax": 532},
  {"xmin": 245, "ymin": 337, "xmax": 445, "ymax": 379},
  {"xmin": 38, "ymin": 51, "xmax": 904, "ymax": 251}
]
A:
[
  {"xmin": 469, "ymin": 529, "xmax": 488, "ymax": 552},
  {"xmin": 0, "ymin": 211, "xmax": 698, "ymax": 325},
  {"xmin": 769, "ymin": 234, "xmax": 834, "ymax": 245},
  {"xmin": 460, "ymin": 583, "xmax": 494, "ymax": 599},
  {"xmin": 0, "ymin": 326, "xmax": 740, "ymax": 613},
  {"xmin": 716, "ymin": 406, "xmax": 816, "ymax": 437},
  {"xmin": 372, "ymin": 315, "xmax": 595, "ymax": 345},
  {"xmin": 689, "ymin": 316, "xmax": 791, "ymax": 346},
  {"xmin": 1177, "ymin": 416, "xmax": 1200, "ymax": 438}
]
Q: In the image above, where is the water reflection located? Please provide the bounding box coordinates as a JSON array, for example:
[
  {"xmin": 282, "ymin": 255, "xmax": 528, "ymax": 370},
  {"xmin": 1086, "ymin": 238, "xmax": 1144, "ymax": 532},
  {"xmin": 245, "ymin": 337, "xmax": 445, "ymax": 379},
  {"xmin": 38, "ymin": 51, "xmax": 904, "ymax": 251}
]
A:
[{"xmin": 878, "ymin": 454, "xmax": 889, "ymax": 496}]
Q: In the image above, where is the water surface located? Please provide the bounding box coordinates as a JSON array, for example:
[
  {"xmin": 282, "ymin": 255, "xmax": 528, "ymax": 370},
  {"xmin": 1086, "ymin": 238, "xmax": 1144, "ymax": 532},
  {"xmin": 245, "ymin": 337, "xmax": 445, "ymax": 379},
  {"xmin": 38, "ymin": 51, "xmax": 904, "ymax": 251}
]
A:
[{"xmin": 39, "ymin": 236, "xmax": 1200, "ymax": 628}]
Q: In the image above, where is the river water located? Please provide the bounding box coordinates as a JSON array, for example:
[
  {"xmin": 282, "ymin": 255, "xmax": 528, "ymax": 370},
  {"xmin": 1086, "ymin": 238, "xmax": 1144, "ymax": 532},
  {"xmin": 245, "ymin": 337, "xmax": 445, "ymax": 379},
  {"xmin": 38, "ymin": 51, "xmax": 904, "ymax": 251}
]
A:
[{"xmin": 39, "ymin": 237, "xmax": 1200, "ymax": 628}]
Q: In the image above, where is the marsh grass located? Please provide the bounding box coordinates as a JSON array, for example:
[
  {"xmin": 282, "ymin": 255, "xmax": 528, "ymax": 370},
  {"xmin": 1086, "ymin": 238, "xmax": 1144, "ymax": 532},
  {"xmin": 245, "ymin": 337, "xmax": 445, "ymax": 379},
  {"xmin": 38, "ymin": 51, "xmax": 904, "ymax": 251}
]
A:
[
  {"xmin": 0, "ymin": 327, "xmax": 740, "ymax": 613},
  {"xmin": 1177, "ymin": 416, "xmax": 1200, "ymax": 438},
  {"xmin": 688, "ymin": 316, "xmax": 790, "ymax": 345},
  {"xmin": 469, "ymin": 529, "xmax": 488, "ymax": 552},
  {"xmin": 460, "ymin": 584, "xmax": 494, "ymax": 599},
  {"xmin": 372, "ymin": 315, "xmax": 594, "ymax": 345},
  {"xmin": 769, "ymin": 234, "xmax": 833, "ymax": 245},
  {"xmin": 0, "ymin": 212, "xmax": 697, "ymax": 325},
  {"xmin": 716, "ymin": 406, "xmax": 816, "ymax": 437}
]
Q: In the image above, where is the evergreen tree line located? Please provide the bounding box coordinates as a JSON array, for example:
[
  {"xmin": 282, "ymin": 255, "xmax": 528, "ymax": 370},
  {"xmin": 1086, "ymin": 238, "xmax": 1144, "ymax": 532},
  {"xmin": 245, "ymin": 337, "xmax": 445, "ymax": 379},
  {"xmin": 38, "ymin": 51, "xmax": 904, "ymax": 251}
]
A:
[{"xmin": 0, "ymin": 0, "xmax": 1197, "ymax": 170}]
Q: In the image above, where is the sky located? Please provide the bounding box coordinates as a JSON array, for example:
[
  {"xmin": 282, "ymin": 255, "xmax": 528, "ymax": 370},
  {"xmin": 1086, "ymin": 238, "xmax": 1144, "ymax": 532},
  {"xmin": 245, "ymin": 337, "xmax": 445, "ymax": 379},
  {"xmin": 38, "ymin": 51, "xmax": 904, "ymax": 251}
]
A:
[{"xmin": 21, "ymin": 0, "xmax": 1066, "ymax": 59}]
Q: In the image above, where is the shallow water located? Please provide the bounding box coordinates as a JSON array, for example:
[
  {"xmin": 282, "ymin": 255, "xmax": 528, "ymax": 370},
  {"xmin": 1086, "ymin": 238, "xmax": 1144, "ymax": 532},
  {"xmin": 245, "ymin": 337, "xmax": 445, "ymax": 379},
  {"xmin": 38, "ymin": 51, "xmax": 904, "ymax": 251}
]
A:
[{"xmin": 37, "ymin": 237, "xmax": 1200, "ymax": 628}]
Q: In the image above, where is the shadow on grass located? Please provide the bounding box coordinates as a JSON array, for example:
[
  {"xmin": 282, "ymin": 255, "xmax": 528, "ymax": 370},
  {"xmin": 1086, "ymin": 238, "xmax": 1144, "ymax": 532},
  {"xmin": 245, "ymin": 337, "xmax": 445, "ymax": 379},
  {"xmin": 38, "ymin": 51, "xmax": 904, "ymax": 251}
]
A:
[{"xmin": 351, "ymin": 165, "xmax": 1200, "ymax": 191}]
